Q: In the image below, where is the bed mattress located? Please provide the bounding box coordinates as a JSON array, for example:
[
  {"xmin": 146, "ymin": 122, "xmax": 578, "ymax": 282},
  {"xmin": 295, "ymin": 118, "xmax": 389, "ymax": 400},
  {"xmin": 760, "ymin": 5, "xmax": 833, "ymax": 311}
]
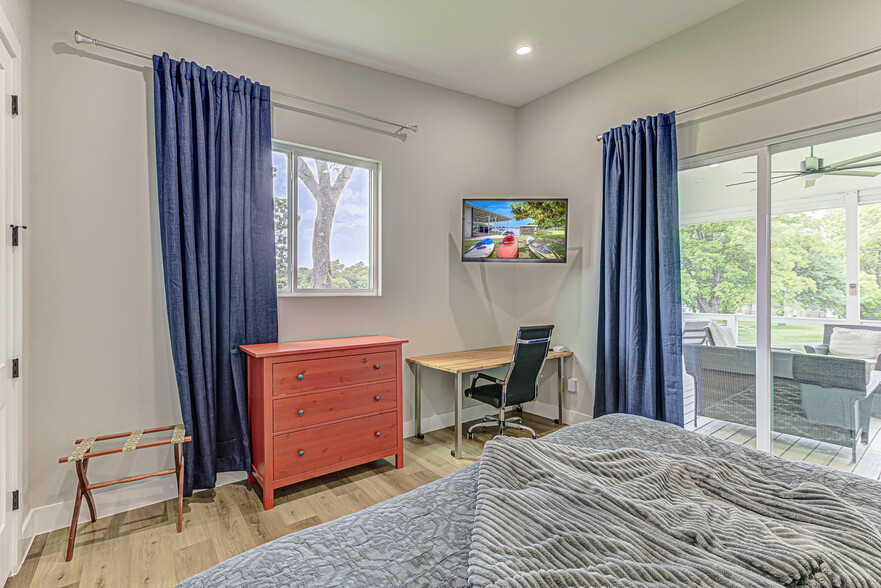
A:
[{"xmin": 177, "ymin": 414, "xmax": 881, "ymax": 587}]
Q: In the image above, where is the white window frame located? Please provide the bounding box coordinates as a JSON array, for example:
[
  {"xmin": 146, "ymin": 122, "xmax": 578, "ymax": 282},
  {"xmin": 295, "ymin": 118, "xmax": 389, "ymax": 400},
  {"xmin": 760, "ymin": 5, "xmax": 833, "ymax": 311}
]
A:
[{"xmin": 273, "ymin": 140, "xmax": 381, "ymax": 297}]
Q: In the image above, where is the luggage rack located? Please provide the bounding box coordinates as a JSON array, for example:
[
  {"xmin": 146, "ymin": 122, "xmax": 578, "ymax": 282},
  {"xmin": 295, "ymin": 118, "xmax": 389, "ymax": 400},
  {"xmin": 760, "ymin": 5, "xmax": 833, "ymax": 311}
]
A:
[{"xmin": 58, "ymin": 424, "xmax": 191, "ymax": 561}]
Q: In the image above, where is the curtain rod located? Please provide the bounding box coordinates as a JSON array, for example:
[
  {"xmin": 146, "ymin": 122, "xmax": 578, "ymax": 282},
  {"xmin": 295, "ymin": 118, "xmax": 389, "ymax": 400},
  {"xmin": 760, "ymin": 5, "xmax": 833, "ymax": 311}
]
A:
[
  {"xmin": 595, "ymin": 42, "xmax": 881, "ymax": 143},
  {"xmin": 73, "ymin": 31, "xmax": 419, "ymax": 138}
]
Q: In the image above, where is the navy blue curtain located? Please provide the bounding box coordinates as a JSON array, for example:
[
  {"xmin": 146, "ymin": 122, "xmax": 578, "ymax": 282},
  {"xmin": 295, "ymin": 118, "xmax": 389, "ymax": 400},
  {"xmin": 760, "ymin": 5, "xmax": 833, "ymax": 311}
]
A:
[
  {"xmin": 153, "ymin": 53, "xmax": 278, "ymax": 495},
  {"xmin": 594, "ymin": 112, "xmax": 683, "ymax": 426}
]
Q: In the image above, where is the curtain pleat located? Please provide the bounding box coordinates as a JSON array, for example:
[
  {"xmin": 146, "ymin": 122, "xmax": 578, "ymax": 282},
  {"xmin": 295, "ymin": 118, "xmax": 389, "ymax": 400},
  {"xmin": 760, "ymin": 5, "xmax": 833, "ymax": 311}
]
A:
[
  {"xmin": 153, "ymin": 53, "xmax": 278, "ymax": 494},
  {"xmin": 595, "ymin": 112, "xmax": 683, "ymax": 426}
]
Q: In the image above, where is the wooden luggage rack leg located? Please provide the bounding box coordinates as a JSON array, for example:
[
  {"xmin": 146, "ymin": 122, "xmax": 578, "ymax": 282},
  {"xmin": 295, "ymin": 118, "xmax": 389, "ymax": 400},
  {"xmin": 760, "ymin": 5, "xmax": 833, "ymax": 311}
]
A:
[{"xmin": 59, "ymin": 425, "xmax": 191, "ymax": 561}]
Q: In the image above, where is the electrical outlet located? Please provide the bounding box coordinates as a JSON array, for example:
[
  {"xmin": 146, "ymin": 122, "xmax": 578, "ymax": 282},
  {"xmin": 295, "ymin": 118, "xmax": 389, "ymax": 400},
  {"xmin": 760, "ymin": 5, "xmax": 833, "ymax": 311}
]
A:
[{"xmin": 567, "ymin": 378, "xmax": 578, "ymax": 392}]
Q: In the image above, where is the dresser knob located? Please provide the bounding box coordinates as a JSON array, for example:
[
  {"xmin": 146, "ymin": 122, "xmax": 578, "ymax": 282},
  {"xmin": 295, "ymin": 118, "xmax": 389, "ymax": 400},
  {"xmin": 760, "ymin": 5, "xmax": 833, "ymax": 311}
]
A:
[
  {"xmin": 297, "ymin": 374, "xmax": 304, "ymax": 380},
  {"xmin": 374, "ymin": 364, "xmax": 380, "ymax": 369},
  {"xmin": 375, "ymin": 395, "xmax": 381, "ymax": 401},
  {"xmin": 375, "ymin": 431, "xmax": 381, "ymax": 437},
  {"xmin": 298, "ymin": 409, "xmax": 304, "ymax": 416},
  {"xmin": 298, "ymin": 450, "xmax": 305, "ymax": 456}
]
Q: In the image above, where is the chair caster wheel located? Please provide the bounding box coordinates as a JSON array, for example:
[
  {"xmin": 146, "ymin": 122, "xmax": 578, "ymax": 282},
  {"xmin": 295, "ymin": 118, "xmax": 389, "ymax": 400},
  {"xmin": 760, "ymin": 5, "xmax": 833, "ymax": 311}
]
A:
[
  {"xmin": 531, "ymin": 435, "xmax": 537, "ymax": 440},
  {"xmin": 416, "ymin": 433, "xmax": 424, "ymax": 440},
  {"xmin": 553, "ymin": 419, "xmax": 560, "ymax": 424},
  {"xmin": 450, "ymin": 450, "xmax": 456, "ymax": 457},
  {"xmin": 516, "ymin": 405, "xmax": 523, "ymax": 412},
  {"xmin": 467, "ymin": 433, "xmax": 474, "ymax": 440}
]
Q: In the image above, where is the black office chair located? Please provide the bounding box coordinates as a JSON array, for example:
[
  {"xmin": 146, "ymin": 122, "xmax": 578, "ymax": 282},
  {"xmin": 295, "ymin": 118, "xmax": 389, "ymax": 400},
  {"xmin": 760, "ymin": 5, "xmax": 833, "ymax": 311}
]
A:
[{"xmin": 465, "ymin": 325, "xmax": 554, "ymax": 440}]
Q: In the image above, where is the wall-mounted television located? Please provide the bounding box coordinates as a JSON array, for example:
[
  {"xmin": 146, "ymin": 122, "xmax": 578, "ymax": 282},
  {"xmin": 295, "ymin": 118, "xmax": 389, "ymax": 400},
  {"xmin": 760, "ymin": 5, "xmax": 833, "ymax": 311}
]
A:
[{"xmin": 462, "ymin": 198, "xmax": 568, "ymax": 263}]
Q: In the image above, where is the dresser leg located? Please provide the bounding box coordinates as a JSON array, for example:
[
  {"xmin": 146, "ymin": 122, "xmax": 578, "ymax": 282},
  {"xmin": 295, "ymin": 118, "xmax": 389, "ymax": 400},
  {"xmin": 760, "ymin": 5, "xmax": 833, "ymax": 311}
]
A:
[
  {"xmin": 248, "ymin": 474, "xmax": 256, "ymax": 485},
  {"xmin": 262, "ymin": 487, "xmax": 274, "ymax": 510},
  {"xmin": 395, "ymin": 452, "xmax": 404, "ymax": 469}
]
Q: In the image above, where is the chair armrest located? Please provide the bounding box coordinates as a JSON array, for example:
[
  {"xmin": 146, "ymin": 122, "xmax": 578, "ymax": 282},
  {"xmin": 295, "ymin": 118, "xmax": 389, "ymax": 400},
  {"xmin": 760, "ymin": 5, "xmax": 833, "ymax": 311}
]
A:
[
  {"xmin": 804, "ymin": 344, "xmax": 829, "ymax": 354},
  {"xmin": 466, "ymin": 372, "xmax": 504, "ymax": 396},
  {"xmin": 472, "ymin": 372, "xmax": 504, "ymax": 385}
]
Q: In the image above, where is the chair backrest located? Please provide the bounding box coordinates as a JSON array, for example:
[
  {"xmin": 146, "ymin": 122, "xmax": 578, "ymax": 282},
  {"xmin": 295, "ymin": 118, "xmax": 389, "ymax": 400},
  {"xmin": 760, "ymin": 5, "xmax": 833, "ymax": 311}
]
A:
[
  {"xmin": 682, "ymin": 343, "xmax": 757, "ymax": 377},
  {"xmin": 503, "ymin": 325, "xmax": 554, "ymax": 406},
  {"xmin": 823, "ymin": 323, "xmax": 881, "ymax": 345},
  {"xmin": 791, "ymin": 352, "xmax": 867, "ymax": 392},
  {"xmin": 683, "ymin": 343, "xmax": 867, "ymax": 393},
  {"xmin": 682, "ymin": 321, "xmax": 710, "ymax": 345}
]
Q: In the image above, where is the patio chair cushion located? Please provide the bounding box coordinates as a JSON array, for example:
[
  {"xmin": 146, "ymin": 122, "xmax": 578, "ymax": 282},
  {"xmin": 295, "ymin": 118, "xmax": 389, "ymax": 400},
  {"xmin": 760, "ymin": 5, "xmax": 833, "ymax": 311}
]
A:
[
  {"xmin": 705, "ymin": 322, "xmax": 736, "ymax": 347},
  {"xmin": 829, "ymin": 327, "xmax": 881, "ymax": 360}
]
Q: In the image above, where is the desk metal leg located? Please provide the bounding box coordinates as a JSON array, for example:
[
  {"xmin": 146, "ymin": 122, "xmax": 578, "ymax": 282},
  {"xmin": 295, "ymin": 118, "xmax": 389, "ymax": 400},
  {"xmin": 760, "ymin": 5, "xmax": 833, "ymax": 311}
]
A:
[
  {"xmin": 415, "ymin": 364, "xmax": 423, "ymax": 439},
  {"xmin": 452, "ymin": 372, "xmax": 463, "ymax": 459},
  {"xmin": 557, "ymin": 357, "xmax": 565, "ymax": 425}
]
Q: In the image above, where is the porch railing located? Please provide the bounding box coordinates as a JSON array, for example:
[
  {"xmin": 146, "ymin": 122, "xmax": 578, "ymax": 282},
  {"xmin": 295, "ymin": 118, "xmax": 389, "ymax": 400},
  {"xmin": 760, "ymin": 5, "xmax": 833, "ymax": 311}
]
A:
[{"xmin": 682, "ymin": 312, "xmax": 881, "ymax": 346}]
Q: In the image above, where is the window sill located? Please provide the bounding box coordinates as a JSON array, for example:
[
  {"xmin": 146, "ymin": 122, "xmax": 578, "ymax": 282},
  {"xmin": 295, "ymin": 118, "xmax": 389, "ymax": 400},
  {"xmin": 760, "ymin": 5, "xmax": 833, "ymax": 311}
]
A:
[{"xmin": 277, "ymin": 290, "xmax": 381, "ymax": 298}]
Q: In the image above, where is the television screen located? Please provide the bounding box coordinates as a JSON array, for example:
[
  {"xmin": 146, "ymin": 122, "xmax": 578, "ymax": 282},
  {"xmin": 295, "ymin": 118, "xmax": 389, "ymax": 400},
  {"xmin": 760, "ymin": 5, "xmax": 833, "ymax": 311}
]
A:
[{"xmin": 462, "ymin": 198, "xmax": 567, "ymax": 263}]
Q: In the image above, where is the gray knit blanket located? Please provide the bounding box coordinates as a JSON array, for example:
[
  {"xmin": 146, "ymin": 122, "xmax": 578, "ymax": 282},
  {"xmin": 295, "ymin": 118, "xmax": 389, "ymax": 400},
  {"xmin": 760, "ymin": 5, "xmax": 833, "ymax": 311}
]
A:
[{"xmin": 469, "ymin": 437, "xmax": 881, "ymax": 588}]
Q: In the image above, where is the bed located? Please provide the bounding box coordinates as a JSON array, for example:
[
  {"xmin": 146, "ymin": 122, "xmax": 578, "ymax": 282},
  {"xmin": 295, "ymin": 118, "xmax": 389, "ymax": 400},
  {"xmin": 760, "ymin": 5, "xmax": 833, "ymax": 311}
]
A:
[{"xmin": 177, "ymin": 414, "xmax": 881, "ymax": 587}]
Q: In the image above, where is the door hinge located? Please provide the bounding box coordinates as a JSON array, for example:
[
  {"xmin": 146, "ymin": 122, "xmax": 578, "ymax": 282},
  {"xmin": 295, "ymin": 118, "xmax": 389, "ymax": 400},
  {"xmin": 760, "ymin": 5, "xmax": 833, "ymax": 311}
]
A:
[
  {"xmin": 11, "ymin": 490, "xmax": 19, "ymax": 511},
  {"xmin": 10, "ymin": 224, "xmax": 27, "ymax": 246},
  {"xmin": 12, "ymin": 358, "xmax": 19, "ymax": 378},
  {"xmin": 11, "ymin": 94, "xmax": 18, "ymax": 116}
]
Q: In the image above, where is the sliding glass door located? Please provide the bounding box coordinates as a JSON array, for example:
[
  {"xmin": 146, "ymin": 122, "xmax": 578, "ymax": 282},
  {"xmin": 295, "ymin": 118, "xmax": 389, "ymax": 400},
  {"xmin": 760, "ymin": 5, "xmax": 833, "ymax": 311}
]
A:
[
  {"xmin": 680, "ymin": 122, "xmax": 881, "ymax": 479},
  {"xmin": 770, "ymin": 130, "xmax": 881, "ymax": 470},
  {"xmin": 679, "ymin": 154, "xmax": 759, "ymax": 442}
]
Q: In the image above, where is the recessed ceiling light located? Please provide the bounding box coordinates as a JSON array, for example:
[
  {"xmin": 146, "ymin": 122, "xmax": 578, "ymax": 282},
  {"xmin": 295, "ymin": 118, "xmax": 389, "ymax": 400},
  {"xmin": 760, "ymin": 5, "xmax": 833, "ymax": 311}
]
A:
[
  {"xmin": 708, "ymin": 163, "xmax": 720, "ymax": 168},
  {"xmin": 515, "ymin": 44, "xmax": 534, "ymax": 56}
]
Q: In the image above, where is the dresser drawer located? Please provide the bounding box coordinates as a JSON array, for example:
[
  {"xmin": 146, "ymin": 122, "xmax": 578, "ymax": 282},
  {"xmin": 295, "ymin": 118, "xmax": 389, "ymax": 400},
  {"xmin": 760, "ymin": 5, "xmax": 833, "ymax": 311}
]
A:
[
  {"xmin": 273, "ymin": 381, "xmax": 397, "ymax": 432},
  {"xmin": 273, "ymin": 351, "xmax": 397, "ymax": 396},
  {"xmin": 273, "ymin": 411, "xmax": 397, "ymax": 480}
]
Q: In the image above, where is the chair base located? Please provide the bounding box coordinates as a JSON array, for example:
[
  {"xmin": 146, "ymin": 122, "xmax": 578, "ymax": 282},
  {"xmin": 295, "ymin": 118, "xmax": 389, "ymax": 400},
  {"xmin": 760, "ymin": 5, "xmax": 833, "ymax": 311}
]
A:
[{"xmin": 467, "ymin": 409, "xmax": 536, "ymax": 440}]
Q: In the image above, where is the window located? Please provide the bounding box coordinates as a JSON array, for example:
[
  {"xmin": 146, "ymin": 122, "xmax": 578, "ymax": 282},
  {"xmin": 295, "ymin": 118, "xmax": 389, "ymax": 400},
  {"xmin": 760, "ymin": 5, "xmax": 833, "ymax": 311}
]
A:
[{"xmin": 272, "ymin": 142, "xmax": 380, "ymax": 296}]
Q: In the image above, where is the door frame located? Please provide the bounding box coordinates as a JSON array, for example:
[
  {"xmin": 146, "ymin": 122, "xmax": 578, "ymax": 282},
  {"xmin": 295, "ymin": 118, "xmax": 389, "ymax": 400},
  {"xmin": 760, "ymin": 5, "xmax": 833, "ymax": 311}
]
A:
[{"xmin": 0, "ymin": 3, "xmax": 22, "ymax": 580}]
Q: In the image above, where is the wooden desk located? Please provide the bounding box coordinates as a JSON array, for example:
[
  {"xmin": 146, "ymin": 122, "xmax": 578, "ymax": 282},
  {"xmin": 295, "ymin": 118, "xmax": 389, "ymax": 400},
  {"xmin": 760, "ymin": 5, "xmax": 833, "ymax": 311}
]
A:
[{"xmin": 406, "ymin": 346, "xmax": 574, "ymax": 459}]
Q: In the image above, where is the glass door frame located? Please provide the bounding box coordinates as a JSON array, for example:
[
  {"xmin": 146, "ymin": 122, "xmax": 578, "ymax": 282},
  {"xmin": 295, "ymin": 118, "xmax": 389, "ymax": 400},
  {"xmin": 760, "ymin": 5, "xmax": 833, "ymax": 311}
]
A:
[{"xmin": 679, "ymin": 116, "xmax": 881, "ymax": 454}]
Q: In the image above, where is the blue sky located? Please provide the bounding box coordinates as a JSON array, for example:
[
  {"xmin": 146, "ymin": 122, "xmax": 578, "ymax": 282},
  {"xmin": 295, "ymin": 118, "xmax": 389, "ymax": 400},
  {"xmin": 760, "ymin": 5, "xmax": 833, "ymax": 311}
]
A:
[
  {"xmin": 466, "ymin": 200, "xmax": 535, "ymax": 227},
  {"xmin": 273, "ymin": 152, "xmax": 370, "ymax": 267}
]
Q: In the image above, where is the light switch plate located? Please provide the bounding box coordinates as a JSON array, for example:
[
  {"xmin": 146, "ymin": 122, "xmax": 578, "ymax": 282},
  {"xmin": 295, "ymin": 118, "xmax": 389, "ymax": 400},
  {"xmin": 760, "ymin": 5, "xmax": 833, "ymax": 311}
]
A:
[{"xmin": 567, "ymin": 378, "xmax": 578, "ymax": 392}]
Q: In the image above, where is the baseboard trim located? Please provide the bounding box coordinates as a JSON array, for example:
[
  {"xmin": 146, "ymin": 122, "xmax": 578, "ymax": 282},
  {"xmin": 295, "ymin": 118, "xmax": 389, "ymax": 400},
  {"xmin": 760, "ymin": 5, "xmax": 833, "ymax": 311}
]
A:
[
  {"xmin": 13, "ymin": 509, "xmax": 35, "ymax": 575},
  {"xmin": 25, "ymin": 403, "xmax": 588, "ymax": 541},
  {"xmin": 523, "ymin": 401, "xmax": 592, "ymax": 425},
  {"xmin": 403, "ymin": 404, "xmax": 494, "ymax": 438},
  {"xmin": 26, "ymin": 470, "xmax": 247, "ymax": 538},
  {"xmin": 402, "ymin": 401, "xmax": 591, "ymax": 440}
]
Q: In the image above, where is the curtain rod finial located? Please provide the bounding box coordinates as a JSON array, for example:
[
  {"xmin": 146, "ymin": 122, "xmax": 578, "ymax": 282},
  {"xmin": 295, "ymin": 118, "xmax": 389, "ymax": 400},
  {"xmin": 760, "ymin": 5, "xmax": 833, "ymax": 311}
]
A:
[{"xmin": 74, "ymin": 31, "xmax": 93, "ymax": 45}]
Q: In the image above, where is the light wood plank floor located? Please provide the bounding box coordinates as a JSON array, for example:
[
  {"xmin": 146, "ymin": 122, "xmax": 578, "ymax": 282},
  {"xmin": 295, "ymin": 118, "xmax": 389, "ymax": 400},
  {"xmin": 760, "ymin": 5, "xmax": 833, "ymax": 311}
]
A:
[
  {"xmin": 10, "ymin": 382, "xmax": 881, "ymax": 588},
  {"xmin": 6, "ymin": 413, "xmax": 562, "ymax": 588},
  {"xmin": 683, "ymin": 376, "xmax": 881, "ymax": 480}
]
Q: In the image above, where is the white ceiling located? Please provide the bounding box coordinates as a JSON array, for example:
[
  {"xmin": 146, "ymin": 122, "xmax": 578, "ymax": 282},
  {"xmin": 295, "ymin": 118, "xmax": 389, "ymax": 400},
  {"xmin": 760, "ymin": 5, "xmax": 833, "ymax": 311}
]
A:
[
  {"xmin": 680, "ymin": 130, "xmax": 881, "ymax": 218},
  {"xmin": 128, "ymin": 0, "xmax": 745, "ymax": 106}
]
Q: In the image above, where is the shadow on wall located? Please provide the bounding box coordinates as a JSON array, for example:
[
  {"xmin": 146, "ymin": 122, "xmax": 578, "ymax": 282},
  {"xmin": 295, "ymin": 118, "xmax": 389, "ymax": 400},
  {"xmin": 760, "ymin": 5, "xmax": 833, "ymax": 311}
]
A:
[
  {"xmin": 675, "ymin": 61, "xmax": 881, "ymax": 158},
  {"xmin": 52, "ymin": 41, "xmax": 151, "ymax": 75},
  {"xmin": 273, "ymin": 101, "xmax": 407, "ymax": 141},
  {"xmin": 447, "ymin": 232, "xmax": 516, "ymax": 344},
  {"xmin": 53, "ymin": 40, "xmax": 180, "ymax": 413},
  {"xmin": 141, "ymin": 53, "xmax": 180, "ymax": 416}
]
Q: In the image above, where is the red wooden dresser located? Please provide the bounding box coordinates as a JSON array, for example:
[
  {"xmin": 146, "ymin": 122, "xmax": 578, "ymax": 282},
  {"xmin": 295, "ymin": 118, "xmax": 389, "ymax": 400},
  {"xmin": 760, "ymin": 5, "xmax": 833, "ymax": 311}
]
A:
[{"xmin": 240, "ymin": 336, "xmax": 408, "ymax": 510}]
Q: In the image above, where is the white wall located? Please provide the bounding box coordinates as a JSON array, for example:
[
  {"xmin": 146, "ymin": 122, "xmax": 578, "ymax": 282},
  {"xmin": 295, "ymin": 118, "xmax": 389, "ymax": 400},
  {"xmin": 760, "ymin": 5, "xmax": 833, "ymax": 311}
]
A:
[
  {"xmin": 515, "ymin": 0, "xmax": 881, "ymax": 418},
  {"xmin": 28, "ymin": 0, "xmax": 517, "ymax": 528}
]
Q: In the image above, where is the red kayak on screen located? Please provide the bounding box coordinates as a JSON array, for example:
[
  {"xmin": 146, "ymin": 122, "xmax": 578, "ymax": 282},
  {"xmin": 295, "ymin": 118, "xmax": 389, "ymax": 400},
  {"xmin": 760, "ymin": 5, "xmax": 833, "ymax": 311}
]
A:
[{"xmin": 498, "ymin": 235, "xmax": 519, "ymax": 258}]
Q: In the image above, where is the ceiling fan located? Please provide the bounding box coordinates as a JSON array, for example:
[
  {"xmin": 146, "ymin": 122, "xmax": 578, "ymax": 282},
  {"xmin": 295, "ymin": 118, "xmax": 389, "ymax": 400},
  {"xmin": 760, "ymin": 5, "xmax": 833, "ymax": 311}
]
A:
[{"xmin": 726, "ymin": 147, "xmax": 881, "ymax": 189}]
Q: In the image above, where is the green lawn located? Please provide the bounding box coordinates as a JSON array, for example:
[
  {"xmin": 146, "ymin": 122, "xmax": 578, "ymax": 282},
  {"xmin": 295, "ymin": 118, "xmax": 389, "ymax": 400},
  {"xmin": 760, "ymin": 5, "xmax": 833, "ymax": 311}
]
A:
[
  {"xmin": 736, "ymin": 321, "xmax": 824, "ymax": 348},
  {"xmin": 464, "ymin": 232, "xmax": 565, "ymax": 259}
]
